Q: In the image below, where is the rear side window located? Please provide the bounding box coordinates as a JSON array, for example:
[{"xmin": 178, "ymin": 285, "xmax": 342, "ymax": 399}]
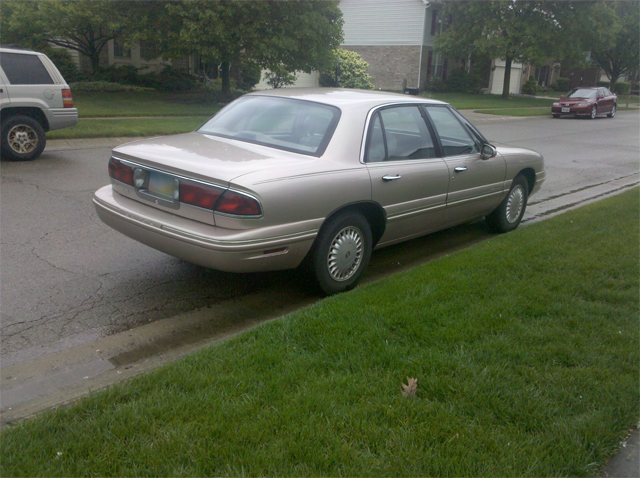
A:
[{"xmin": 0, "ymin": 53, "xmax": 54, "ymax": 85}]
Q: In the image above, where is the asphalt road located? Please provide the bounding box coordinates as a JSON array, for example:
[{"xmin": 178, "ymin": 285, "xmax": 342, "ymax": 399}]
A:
[{"xmin": 1, "ymin": 111, "xmax": 639, "ymax": 368}]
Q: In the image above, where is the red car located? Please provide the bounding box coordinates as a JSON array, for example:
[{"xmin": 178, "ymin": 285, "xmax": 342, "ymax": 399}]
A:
[{"xmin": 552, "ymin": 86, "xmax": 617, "ymax": 119}]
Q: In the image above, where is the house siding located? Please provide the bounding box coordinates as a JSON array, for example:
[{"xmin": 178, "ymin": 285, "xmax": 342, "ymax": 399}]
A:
[{"xmin": 341, "ymin": 0, "xmax": 427, "ymax": 46}]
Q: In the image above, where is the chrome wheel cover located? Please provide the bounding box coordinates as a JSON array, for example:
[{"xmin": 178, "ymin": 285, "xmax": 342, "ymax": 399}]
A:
[
  {"xmin": 590, "ymin": 106, "xmax": 597, "ymax": 119},
  {"xmin": 327, "ymin": 226, "xmax": 363, "ymax": 281},
  {"xmin": 7, "ymin": 124, "xmax": 38, "ymax": 154},
  {"xmin": 611, "ymin": 105, "xmax": 616, "ymax": 117},
  {"xmin": 505, "ymin": 185, "xmax": 525, "ymax": 224}
]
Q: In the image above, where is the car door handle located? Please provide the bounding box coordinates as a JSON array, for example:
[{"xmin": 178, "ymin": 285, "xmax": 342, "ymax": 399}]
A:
[
  {"xmin": 382, "ymin": 175, "xmax": 402, "ymax": 181},
  {"xmin": 454, "ymin": 167, "xmax": 467, "ymax": 172}
]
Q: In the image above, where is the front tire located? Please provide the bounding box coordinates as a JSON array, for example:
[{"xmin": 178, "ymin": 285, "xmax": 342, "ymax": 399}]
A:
[
  {"xmin": 486, "ymin": 175, "xmax": 529, "ymax": 233},
  {"xmin": 589, "ymin": 105, "xmax": 597, "ymax": 119},
  {"xmin": 308, "ymin": 211, "xmax": 372, "ymax": 296},
  {"xmin": 1, "ymin": 115, "xmax": 46, "ymax": 161},
  {"xmin": 607, "ymin": 104, "xmax": 616, "ymax": 118}
]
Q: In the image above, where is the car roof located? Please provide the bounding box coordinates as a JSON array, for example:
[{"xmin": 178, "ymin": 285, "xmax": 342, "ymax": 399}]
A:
[
  {"xmin": 0, "ymin": 46, "xmax": 42, "ymax": 55},
  {"xmin": 246, "ymin": 88, "xmax": 448, "ymax": 108}
]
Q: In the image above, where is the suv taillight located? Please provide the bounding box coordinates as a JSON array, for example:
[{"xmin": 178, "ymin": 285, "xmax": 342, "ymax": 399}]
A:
[{"xmin": 62, "ymin": 89, "xmax": 74, "ymax": 108}]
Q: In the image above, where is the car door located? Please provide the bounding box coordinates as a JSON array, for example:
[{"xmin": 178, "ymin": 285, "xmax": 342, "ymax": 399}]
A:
[
  {"xmin": 365, "ymin": 105, "xmax": 450, "ymax": 246},
  {"xmin": 424, "ymin": 106, "xmax": 506, "ymax": 226}
]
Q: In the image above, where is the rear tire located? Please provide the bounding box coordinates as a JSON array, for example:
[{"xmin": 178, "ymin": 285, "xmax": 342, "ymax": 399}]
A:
[
  {"xmin": 1, "ymin": 115, "xmax": 46, "ymax": 161},
  {"xmin": 486, "ymin": 175, "xmax": 529, "ymax": 233},
  {"xmin": 308, "ymin": 211, "xmax": 372, "ymax": 296},
  {"xmin": 552, "ymin": 114, "xmax": 560, "ymax": 118}
]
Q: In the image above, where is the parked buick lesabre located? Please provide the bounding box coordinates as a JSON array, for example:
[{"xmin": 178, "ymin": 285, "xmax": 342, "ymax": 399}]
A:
[{"xmin": 94, "ymin": 88, "xmax": 545, "ymax": 294}]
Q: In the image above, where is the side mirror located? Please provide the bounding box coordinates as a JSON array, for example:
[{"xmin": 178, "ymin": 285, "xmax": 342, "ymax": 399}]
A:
[{"xmin": 481, "ymin": 144, "xmax": 497, "ymax": 159}]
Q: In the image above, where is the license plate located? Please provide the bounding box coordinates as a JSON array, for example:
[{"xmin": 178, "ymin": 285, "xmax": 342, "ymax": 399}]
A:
[
  {"xmin": 561, "ymin": 107, "xmax": 570, "ymax": 113},
  {"xmin": 148, "ymin": 171, "xmax": 176, "ymax": 199}
]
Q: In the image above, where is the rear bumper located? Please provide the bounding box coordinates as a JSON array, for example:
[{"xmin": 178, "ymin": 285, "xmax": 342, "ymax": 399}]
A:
[
  {"xmin": 93, "ymin": 185, "xmax": 317, "ymax": 273},
  {"xmin": 47, "ymin": 108, "xmax": 78, "ymax": 131}
]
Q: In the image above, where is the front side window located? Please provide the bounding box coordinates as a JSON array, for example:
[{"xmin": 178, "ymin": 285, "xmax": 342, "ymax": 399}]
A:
[
  {"xmin": 0, "ymin": 53, "xmax": 53, "ymax": 85},
  {"xmin": 198, "ymin": 96, "xmax": 340, "ymax": 156},
  {"xmin": 426, "ymin": 106, "xmax": 480, "ymax": 157},
  {"xmin": 365, "ymin": 106, "xmax": 436, "ymax": 162}
]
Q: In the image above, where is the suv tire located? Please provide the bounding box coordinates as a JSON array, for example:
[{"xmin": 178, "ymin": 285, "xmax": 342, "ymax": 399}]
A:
[{"xmin": 1, "ymin": 115, "xmax": 46, "ymax": 161}]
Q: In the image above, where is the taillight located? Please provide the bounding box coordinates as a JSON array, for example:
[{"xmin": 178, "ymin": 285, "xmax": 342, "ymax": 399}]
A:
[
  {"xmin": 215, "ymin": 191, "xmax": 261, "ymax": 216},
  {"xmin": 179, "ymin": 180, "xmax": 224, "ymax": 210},
  {"xmin": 108, "ymin": 157, "xmax": 134, "ymax": 186},
  {"xmin": 62, "ymin": 89, "xmax": 74, "ymax": 108}
]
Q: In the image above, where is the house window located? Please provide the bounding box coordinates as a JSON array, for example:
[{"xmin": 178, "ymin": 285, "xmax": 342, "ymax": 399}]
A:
[{"xmin": 113, "ymin": 38, "xmax": 130, "ymax": 59}]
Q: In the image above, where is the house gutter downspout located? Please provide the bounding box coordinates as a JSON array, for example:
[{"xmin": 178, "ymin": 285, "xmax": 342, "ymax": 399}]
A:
[{"xmin": 417, "ymin": 0, "xmax": 431, "ymax": 90}]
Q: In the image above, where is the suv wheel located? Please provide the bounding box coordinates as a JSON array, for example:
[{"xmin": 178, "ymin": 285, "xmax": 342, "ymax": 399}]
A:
[{"xmin": 1, "ymin": 115, "xmax": 46, "ymax": 161}]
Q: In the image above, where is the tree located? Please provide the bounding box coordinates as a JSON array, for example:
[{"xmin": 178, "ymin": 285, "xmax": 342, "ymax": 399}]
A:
[
  {"xmin": 142, "ymin": 0, "xmax": 343, "ymax": 97},
  {"xmin": 435, "ymin": 1, "xmax": 579, "ymax": 98},
  {"xmin": 1, "ymin": 0, "xmax": 139, "ymax": 73},
  {"xmin": 588, "ymin": 1, "xmax": 639, "ymax": 91}
]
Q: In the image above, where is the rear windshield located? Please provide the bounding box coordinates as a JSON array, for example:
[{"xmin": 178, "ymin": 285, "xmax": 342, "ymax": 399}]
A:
[
  {"xmin": 197, "ymin": 96, "xmax": 341, "ymax": 157},
  {"xmin": 0, "ymin": 52, "xmax": 54, "ymax": 85},
  {"xmin": 566, "ymin": 88, "xmax": 597, "ymax": 99}
]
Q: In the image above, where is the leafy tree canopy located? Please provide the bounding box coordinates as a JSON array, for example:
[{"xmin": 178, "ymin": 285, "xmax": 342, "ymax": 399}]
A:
[
  {"xmin": 435, "ymin": 1, "xmax": 586, "ymax": 98},
  {"xmin": 1, "ymin": 0, "xmax": 139, "ymax": 73},
  {"xmin": 587, "ymin": 1, "xmax": 639, "ymax": 90},
  {"xmin": 135, "ymin": 0, "xmax": 343, "ymax": 96}
]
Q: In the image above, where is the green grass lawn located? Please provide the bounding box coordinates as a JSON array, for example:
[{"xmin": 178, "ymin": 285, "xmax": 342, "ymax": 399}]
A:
[
  {"xmin": 2, "ymin": 189, "xmax": 638, "ymax": 476},
  {"xmin": 420, "ymin": 92, "xmax": 555, "ymax": 109},
  {"xmin": 73, "ymin": 91, "xmax": 222, "ymax": 118},
  {"xmin": 47, "ymin": 116, "xmax": 210, "ymax": 139}
]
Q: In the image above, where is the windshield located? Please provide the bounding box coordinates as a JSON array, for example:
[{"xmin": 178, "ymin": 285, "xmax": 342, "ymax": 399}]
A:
[
  {"xmin": 198, "ymin": 96, "xmax": 341, "ymax": 157},
  {"xmin": 565, "ymin": 88, "xmax": 597, "ymax": 99}
]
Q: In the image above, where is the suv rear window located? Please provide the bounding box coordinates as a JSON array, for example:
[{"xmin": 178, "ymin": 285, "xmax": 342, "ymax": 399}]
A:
[{"xmin": 0, "ymin": 52, "xmax": 54, "ymax": 85}]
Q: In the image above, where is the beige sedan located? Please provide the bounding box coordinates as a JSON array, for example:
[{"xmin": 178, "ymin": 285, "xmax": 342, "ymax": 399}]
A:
[{"xmin": 94, "ymin": 89, "xmax": 545, "ymax": 295}]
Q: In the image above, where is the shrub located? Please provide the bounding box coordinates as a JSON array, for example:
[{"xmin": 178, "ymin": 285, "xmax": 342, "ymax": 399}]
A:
[
  {"xmin": 97, "ymin": 65, "xmax": 143, "ymax": 86},
  {"xmin": 597, "ymin": 80, "xmax": 611, "ymax": 88},
  {"xmin": 553, "ymin": 77, "xmax": 571, "ymax": 92},
  {"xmin": 321, "ymin": 49, "xmax": 374, "ymax": 90},
  {"xmin": 615, "ymin": 82, "xmax": 630, "ymax": 95},
  {"xmin": 424, "ymin": 77, "xmax": 445, "ymax": 93},
  {"xmin": 521, "ymin": 75, "xmax": 538, "ymax": 95},
  {"xmin": 141, "ymin": 66, "xmax": 198, "ymax": 92},
  {"xmin": 69, "ymin": 81, "xmax": 154, "ymax": 92},
  {"xmin": 444, "ymin": 68, "xmax": 481, "ymax": 93},
  {"xmin": 264, "ymin": 65, "xmax": 298, "ymax": 89},
  {"xmin": 236, "ymin": 62, "xmax": 262, "ymax": 91}
]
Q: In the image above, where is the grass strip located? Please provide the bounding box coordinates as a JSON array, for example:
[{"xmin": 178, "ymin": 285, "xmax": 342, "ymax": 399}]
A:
[
  {"xmin": 420, "ymin": 92, "xmax": 555, "ymax": 109},
  {"xmin": 475, "ymin": 107, "xmax": 553, "ymax": 117},
  {"xmin": 47, "ymin": 117, "xmax": 210, "ymax": 139},
  {"xmin": 73, "ymin": 91, "xmax": 222, "ymax": 118},
  {"xmin": 2, "ymin": 189, "xmax": 638, "ymax": 477}
]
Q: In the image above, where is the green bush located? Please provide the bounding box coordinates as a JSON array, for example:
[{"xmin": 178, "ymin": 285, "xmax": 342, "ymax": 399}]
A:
[
  {"xmin": 444, "ymin": 68, "xmax": 481, "ymax": 93},
  {"xmin": 69, "ymin": 81, "xmax": 154, "ymax": 92},
  {"xmin": 321, "ymin": 49, "xmax": 374, "ymax": 90},
  {"xmin": 141, "ymin": 66, "xmax": 198, "ymax": 92},
  {"xmin": 236, "ymin": 62, "xmax": 262, "ymax": 91},
  {"xmin": 264, "ymin": 65, "xmax": 297, "ymax": 89},
  {"xmin": 424, "ymin": 77, "xmax": 446, "ymax": 93},
  {"xmin": 96, "ymin": 65, "xmax": 143, "ymax": 86},
  {"xmin": 597, "ymin": 80, "xmax": 610, "ymax": 88},
  {"xmin": 553, "ymin": 77, "xmax": 571, "ymax": 92},
  {"xmin": 44, "ymin": 48, "xmax": 88, "ymax": 83},
  {"xmin": 521, "ymin": 75, "xmax": 538, "ymax": 95},
  {"xmin": 615, "ymin": 82, "xmax": 630, "ymax": 95}
]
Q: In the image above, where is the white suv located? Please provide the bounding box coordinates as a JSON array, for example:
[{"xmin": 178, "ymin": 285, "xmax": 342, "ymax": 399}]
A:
[{"xmin": 0, "ymin": 46, "xmax": 79, "ymax": 161}]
